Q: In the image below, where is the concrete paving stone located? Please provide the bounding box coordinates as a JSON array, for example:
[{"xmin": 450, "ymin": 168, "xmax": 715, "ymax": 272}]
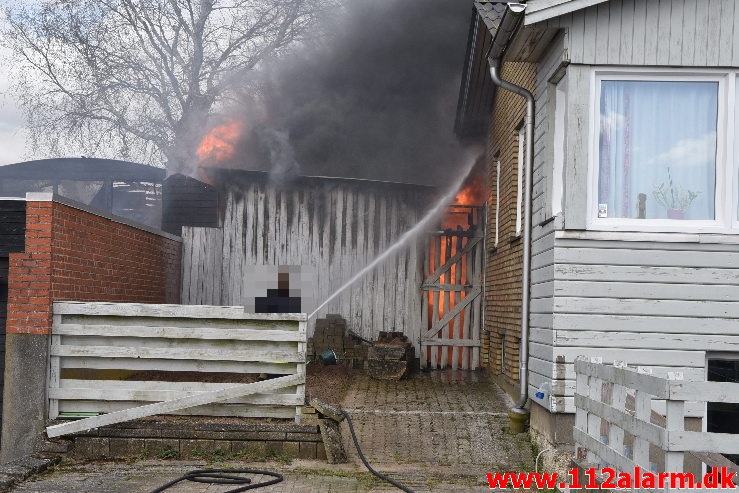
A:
[
  {"xmin": 108, "ymin": 439, "xmax": 148, "ymax": 459},
  {"xmin": 70, "ymin": 438, "xmax": 110, "ymax": 459},
  {"xmin": 238, "ymin": 431, "xmax": 286, "ymax": 441},
  {"xmin": 285, "ymin": 432, "xmax": 323, "ymax": 442},
  {"xmin": 282, "ymin": 441, "xmax": 301, "ymax": 458},
  {"xmin": 98, "ymin": 428, "xmax": 161, "ymax": 439},
  {"xmin": 264, "ymin": 441, "xmax": 284, "ymax": 454},
  {"xmin": 178, "ymin": 439, "xmax": 222, "ymax": 457},
  {"xmin": 140, "ymin": 439, "xmax": 181, "ymax": 456},
  {"xmin": 298, "ymin": 442, "xmax": 317, "ymax": 459},
  {"xmin": 229, "ymin": 440, "xmax": 267, "ymax": 456}
]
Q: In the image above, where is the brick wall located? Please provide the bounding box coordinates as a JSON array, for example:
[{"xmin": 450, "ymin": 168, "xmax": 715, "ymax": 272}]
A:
[
  {"xmin": 482, "ymin": 61, "xmax": 537, "ymax": 389},
  {"xmin": 7, "ymin": 197, "xmax": 181, "ymax": 335}
]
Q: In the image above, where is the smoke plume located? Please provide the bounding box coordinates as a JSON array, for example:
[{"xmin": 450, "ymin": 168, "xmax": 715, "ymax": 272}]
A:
[{"xmin": 234, "ymin": 0, "xmax": 474, "ymax": 186}]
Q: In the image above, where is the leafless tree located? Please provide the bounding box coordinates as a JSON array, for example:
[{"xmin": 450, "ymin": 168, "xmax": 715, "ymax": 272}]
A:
[{"xmin": 4, "ymin": 0, "xmax": 334, "ymax": 173}]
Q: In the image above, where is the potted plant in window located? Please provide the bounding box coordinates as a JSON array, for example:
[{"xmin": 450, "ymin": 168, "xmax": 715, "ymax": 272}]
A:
[{"xmin": 653, "ymin": 168, "xmax": 701, "ymax": 220}]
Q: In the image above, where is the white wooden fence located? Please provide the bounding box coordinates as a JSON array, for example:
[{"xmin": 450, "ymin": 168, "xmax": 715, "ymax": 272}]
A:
[
  {"xmin": 47, "ymin": 302, "xmax": 306, "ymax": 436},
  {"xmin": 574, "ymin": 358, "xmax": 739, "ymax": 492}
]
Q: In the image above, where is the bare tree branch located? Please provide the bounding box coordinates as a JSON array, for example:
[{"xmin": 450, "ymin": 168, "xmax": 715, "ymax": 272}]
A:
[{"xmin": 3, "ymin": 0, "xmax": 336, "ymax": 173}]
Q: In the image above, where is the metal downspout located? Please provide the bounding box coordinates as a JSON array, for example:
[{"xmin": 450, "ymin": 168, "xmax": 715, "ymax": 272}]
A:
[
  {"xmin": 485, "ymin": 9, "xmax": 534, "ymax": 415},
  {"xmin": 489, "ymin": 60, "xmax": 534, "ymax": 413}
]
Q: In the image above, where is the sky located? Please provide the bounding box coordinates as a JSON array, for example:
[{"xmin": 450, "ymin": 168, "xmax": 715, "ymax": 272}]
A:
[
  {"xmin": 0, "ymin": 0, "xmax": 475, "ymax": 185},
  {"xmin": 0, "ymin": 43, "xmax": 29, "ymax": 166}
]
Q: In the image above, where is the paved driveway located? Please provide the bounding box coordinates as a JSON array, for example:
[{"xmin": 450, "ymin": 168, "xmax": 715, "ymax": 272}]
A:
[{"xmin": 11, "ymin": 369, "xmax": 533, "ymax": 492}]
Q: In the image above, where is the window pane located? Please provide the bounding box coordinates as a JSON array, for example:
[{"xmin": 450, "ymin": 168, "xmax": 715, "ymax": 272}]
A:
[{"xmin": 598, "ymin": 80, "xmax": 718, "ymax": 220}]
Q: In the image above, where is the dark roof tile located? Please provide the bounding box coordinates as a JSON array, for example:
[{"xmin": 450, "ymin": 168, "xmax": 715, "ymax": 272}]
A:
[{"xmin": 474, "ymin": 1, "xmax": 507, "ymax": 33}]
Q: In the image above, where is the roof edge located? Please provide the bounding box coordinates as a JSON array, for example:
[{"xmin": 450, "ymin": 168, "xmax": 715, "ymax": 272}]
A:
[{"xmin": 525, "ymin": 0, "xmax": 610, "ymax": 25}]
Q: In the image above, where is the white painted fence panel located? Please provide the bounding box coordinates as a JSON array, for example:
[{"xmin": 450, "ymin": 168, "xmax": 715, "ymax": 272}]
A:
[
  {"xmin": 48, "ymin": 302, "xmax": 307, "ymax": 426},
  {"xmin": 575, "ymin": 359, "xmax": 739, "ymax": 492}
]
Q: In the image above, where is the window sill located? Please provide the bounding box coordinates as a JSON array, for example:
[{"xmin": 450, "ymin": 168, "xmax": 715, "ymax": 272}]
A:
[
  {"xmin": 557, "ymin": 229, "xmax": 739, "ymax": 245},
  {"xmin": 509, "ymin": 234, "xmax": 522, "ymax": 244}
]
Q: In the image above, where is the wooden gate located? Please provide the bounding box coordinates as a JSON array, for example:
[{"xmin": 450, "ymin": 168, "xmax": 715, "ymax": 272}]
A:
[{"xmin": 421, "ymin": 206, "xmax": 484, "ymax": 370}]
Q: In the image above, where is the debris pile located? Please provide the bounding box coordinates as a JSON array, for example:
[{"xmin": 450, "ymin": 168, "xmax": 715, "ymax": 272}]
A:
[
  {"xmin": 367, "ymin": 331, "xmax": 415, "ymax": 381},
  {"xmin": 308, "ymin": 314, "xmax": 369, "ymax": 369}
]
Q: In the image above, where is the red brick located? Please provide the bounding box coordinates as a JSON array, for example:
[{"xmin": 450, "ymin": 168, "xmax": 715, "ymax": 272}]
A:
[{"xmin": 6, "ymin": 201, "xmax": 182, "ymax": 335}]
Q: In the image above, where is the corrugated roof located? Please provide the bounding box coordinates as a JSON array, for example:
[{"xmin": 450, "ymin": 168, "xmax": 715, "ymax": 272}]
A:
[{"xmin": 0, "ymin": 158, "xmax": 165, "ymax": 182}]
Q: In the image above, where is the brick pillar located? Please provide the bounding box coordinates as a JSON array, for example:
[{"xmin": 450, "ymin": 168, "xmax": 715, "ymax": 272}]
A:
[
  {"xmin": 1, "ymin": 200, "xmax": 54, "ymax": 462},
  {"xmin": 6, "ymin": 201, "xmax": 53, "ymax": 335}
]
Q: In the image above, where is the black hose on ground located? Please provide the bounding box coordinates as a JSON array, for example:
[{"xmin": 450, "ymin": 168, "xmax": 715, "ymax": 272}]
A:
[
  {"xmin": 149, "ymin": 468, "xmax": 283, "ymax": 492},
  {"xmin": 150, "ymin": 400, "xmax": 413, "ymax": 492},
  {"xmin": 340, "ymin": 409, "xmax": 415, "ymax": 493}
]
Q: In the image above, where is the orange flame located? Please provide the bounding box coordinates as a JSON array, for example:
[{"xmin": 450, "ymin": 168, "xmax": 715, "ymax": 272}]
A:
[
  {"xmin": 197, "ymin": 120, "xmax": 244, "ymax": 164},
  {"xmin": 452, "ymin": 173, "xmax": 485, "ymax": 206},
  {"xmin": 442, "ymin": 173, "xmax": 485, "ymax": 229}
]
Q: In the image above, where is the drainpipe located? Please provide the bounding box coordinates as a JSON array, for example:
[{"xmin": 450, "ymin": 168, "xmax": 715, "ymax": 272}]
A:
[{"xmin": 485, "ymin": 5, "xmax": 534, "ymax": 428}]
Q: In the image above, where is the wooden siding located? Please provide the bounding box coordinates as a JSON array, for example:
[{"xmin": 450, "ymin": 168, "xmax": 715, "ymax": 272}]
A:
[
  {"xmin": 515, "ymin": 0, "xmax": 739, "ymax": 417},
  {"xmin": 542, "ymin": 0, "xmax": 739, "ymax": 67},
  {"xmin": 525, "ymin": 0, "xmax": 611, "ymax": 25},
  {"xmin": 525, "ymin": 33, "xmax": 565, "ymax": 403},
  {"xmin": 532, "ymin": 32, "xmax": 563, "ymax": 225},
  {"xmin": 0, "ymin": 200, "xmax": 25, "ymax": 411},
  {"xmin": 530, "ymin": 234, "xmax": 739, "ymax": 415},
  {"xmin": 182, "ymin": 180, "xmax": 431, "ymax": 348},
  {"xmin": 0, "ymin": 201, "xmax": 25, "ymax": 256},
  {"xmin": 162, "ymin": 174, "xmax": 220, "ymax": 236}
]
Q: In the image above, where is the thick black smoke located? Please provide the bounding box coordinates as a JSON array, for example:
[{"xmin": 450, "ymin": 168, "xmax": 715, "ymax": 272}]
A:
[{"xmin": 237, "ymin": 0, "xmax": 474, "ymax": 186}]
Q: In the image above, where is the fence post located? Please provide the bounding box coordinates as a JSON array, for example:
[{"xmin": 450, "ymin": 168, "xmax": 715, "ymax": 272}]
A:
[
  {"xmin": 633, "ymin": 389, "xmax": 651, "ymax": 469},
  {"xmin": 609, "ymin": 381, "xmax": 626, "ymax": 462},
  {"xmin": 664, "ymin": 399, "xmax": 685, "ymax": 474},
  {"xmin": 296, "ymin": 319, "xmax": 307, "ymax": 423},
  {"xmin": 587, "ymin": 374, "xmax": 603, "ymax": 464},
  {"xmin": 575, "ymin": 359, "xmax": 589, "ymax": 462}
]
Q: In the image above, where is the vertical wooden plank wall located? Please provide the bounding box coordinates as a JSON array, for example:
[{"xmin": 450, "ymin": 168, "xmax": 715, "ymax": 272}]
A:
[
  {"xmin": 182, "ymin": 180, "xmax": 430, "ymax": 349},
  {"xmin": 556, "ymin": 0, "xmax": 739, "ymax": 67}
]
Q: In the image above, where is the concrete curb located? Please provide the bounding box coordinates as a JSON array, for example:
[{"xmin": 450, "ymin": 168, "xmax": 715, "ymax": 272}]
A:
[{"xmin": 0, "ymin": 456, "xmax": 61, "ymax": 492}]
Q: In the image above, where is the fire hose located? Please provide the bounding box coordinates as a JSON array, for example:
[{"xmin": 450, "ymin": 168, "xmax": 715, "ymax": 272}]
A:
[
  {"xmin": 149, "ymin": 468, "xmax": 283, "ymax": 492},
  {"xmin": 150, "ymin": 399, "xmax": 414, "ymax": 492},
  {"xmin": 311, "ymin": 398, "xmax": 415, "ymax": 493},
  {"xmin": 340, "ymin": 407, "xmax": 415, "ymax": 493}
]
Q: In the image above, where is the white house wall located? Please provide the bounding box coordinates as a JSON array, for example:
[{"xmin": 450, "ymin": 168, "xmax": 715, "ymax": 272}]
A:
[
  {"xmin": 539, "ymin": 235, "xmax": 739, "ymax": 415},
  {"xmin": 525, "ymin": 0, "xmax": 739, "ymax": 415},
  {"xmin": 527, "ymin": 30, "xmax": 566, "ymax": 410}
]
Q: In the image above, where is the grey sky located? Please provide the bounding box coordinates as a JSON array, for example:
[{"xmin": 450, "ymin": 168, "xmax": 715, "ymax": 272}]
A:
[{"xmin": 0, "ymin": 43, "xmax": 30, "ymax": 166}]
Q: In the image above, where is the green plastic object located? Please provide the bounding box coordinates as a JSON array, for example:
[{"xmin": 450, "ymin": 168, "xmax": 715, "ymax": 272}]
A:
[
  {"xmin": 58, "ymin": 412, "xmax": 100, "ymax": 419},
  {"xmin": 319, "ymin": 348, "xmax": 338, "ymax": 365}
]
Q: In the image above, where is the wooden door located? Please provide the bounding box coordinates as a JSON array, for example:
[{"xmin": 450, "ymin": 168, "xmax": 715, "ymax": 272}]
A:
[{"xmin": 421, "ymin": 206, "xmax": 484, "ymax": 370}]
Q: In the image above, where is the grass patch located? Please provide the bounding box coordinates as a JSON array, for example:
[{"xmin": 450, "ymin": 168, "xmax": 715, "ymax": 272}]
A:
[{"xmin": 156, "ymin": 447, "xmax": 180, "ymax": 460}]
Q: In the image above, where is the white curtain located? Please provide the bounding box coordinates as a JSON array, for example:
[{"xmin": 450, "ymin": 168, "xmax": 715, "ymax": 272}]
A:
[{"xmin": 598, "ymin": 80, "xmax": 718, "ymax": 220}]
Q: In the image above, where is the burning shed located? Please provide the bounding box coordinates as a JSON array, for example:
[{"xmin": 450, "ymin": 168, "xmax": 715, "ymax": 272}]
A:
[
  {"xmin": 181, "ymin": 166, "xmax": 486, "ymax": 369},
  {"xmin": 181, "ymin": 168, "xmax": 435, "ymax": 348}
]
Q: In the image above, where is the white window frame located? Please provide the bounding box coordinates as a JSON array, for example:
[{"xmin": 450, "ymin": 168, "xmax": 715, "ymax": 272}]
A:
[
  {"xmin": 495, "ymin": 158, "xmax": 500, "ymax": 246},
  {"xmin": 587, "ymin": 68, "xmax": 734, "ymax": 234},
  {"xmin": 516, "ymin": 125, "xmax": 525, "ymax": 237},
  {"xmin": 551, "ymin": 75, "xmax": 567, "ymax": 218}
]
